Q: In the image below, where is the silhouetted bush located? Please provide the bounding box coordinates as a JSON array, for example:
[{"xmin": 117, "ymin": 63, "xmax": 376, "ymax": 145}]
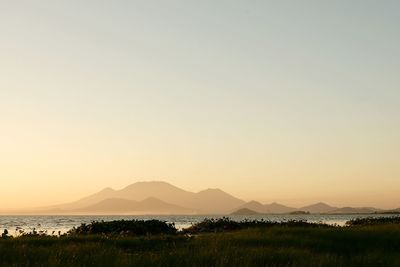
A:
[
  {"xmin": 1, "ymin": 229, "xmax": 9, "ymax": 239},
  {"xmin": 182, "ymin": 217, "xmax": 332, "ymax": 234},
  {"xmin": 1, "ymin": 223, "xmax": 400, "ymax": 266},
  {"xmin": 68, "ymin": 219, "xmax": 177, "ymax": 236},
  {"xmin": 346, "ymin": 216, "xmax": 400, "ymax": 226}
]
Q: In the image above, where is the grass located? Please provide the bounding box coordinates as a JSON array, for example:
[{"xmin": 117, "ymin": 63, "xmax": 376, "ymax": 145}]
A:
[{"xmin": 1, "ymin": 218, "xmax": 400, "ymax": 266}]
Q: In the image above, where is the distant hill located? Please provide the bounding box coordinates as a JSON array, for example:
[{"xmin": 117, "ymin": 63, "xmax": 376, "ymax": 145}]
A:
[
  {"xmin": 299, "ymin": 202, "xmax": 337, "ymax": 214},
  {"xmin": 265, "ymin": 202, "xmax": 297, "ymax": 214},
  {"xmin": 231, "ymin": 208, "xmax": 261, "ymax": 215},
  {"xmin": 115, "ymin": 182, "xmax": 194, "ymax": 207},
  {"xmin": 289, "ymin": 211, "xmax": 310, "ymax": 215},
  {"xmin": 236, "ymin": 201, "xmax": 265, "ymax": 213},
  {"xmin": 79, "ymin": 197, "xmax": 194, "ymax": 215},
  {"xmin": 191, "ymin": 188, "xmax": 246, "ymax": 213},
  {"xmin": 231, "ymin": 202, "xmax": 389, "ymax": 215},
  {"xmin": 46, "ymin": 181, "xmax": 245, "ymax": 214},
  {"xmin": 329, "ymin": 207, "xmax": 381, "ymax": 214},
  {"xmin": 7, "ymin": 181, "xmax": 393, "ymax": 215},
  {"xmin": 237, "ymin": 201, "xmax": 296, "ymax": 214},
  {"xmin": 382, "ymin": 208, "xmax": 400, "ymax": 214},
  {"xmin": 52, "ymin": 187, "xmax": 117, "ymax": 210}
]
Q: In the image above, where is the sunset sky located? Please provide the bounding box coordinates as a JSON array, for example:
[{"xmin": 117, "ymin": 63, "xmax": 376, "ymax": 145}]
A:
[{"xmin": 1, "ymin": 1, "xmax": 399, "ymax": 209}]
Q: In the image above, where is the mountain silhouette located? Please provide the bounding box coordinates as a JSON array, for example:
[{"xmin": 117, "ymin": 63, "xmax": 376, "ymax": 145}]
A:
[
  {"xmin": 329, "ymin": 207, "xmax": 382, "ymax": 214},
  {"xmin": 11, "ymin": 181, "xmax": 393, "ymax": 215},
  {"xmin": 56, "ymin": 187, "xmax": 117, "ymax": 210},
  {"xmin": 265, "ymin": 202, "xmax": 297, "ymax": 213},
  {"xmin": 299, "ymin": 202, "xmax": 337, "ymax": 213},
  {"xmin": 237, "ymin": 201, "xmax": 296, "ymax": 214},
  {"xmin": 79, "ymin": 197, "xmax": 194, "ymax": 214},
  {"xmin": 385, "ymin": 208, "xmax": 400, "ymax": 214},
  {"xmin": 237, "ymin": 201, "xmax": 265, "ymax": 213},
  {"xmin": 191, "ymin": 188, "xmax": 245, "ymax": 212},
  {"xmin": 117, "ymin": 182, "xmax": 194, "ymax": 205},
  {"xmin": 52, "ymin": 181, "xmax": 245, "ymax": 214},
  {"xmin": 231, "ymin": 208, "xmax": 261, "ymax": 215}
]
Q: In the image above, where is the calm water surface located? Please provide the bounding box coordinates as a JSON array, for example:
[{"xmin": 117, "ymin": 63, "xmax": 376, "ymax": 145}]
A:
[{"xmin": 1, "ymin": 214, "xmax": 398, "ymax": 236}]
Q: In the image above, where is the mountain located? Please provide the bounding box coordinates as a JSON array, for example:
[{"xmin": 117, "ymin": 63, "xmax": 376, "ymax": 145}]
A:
[
  {"xmin": 237, "ymin": 201, "xmax": 296, "ymax": 214},
  {"xmin": 9, "ymin": 181, "xmax": 390, "ymax": 215},
  {"xmin": 264, "ymin": 202, "xmax": 297, "ymax": 214},
  {"xmin": 329, "ymin": 207, "xmax": 380, "ymax": 214},
  {"xmin": 237, "ymin": 201, "xmax": 266, "ymax": 213},
  {"xmin": 49, "ymin": 181, "xmax": 245, "ymax": 214},
  {"xmin": 231, "ymin": 208, "xmax": 261, "ymax": 215},
  {"xmin": 79, "ymin": 197, "xmax": 194, "ymax": 215},
  {"xmin": 232, "ymin": 201, "xmax": 385, "ymax": 215},
  {"xmin": 190, "ymin": 188, "xmax": 246, "ymax": 213},
  {"xmin": 299, "ymin": 202, "xmax": 337, "ymax": 214},
  {"xmin": 51, "ymin": 187, "xmax": 117, "ymax": 210},
  {"xmin": 116, "ymin": 182, "xmax": 194, "ymax": 206},
  {"xmin": 383, "ymin": 208, "xmax": 400, "ymax": 214},
  {"xmin": 289, "ymin": 211, "xmax": 310, "ymax": 215}
]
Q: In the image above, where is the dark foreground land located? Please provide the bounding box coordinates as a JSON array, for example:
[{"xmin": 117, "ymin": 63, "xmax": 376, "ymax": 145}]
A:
[{"xmin": 1, "ymin": 217, "xmax": 400, "ymax": 267}]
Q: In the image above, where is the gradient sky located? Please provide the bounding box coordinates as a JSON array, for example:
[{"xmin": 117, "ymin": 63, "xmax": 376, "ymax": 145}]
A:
[{"xmin": 1, "ymin": 1, "xmax": 399, "ymax": 209}]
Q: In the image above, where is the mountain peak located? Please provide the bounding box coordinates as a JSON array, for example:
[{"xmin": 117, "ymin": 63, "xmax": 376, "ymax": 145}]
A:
[
  {"xmin": 231, "ymin": 208, "xmax": 261, "ymax": 215},
  {"xmin": 124, "ymin": 181, "xmax": 176, "ymax": 189},
  {"xmin": 198, "ymin": 188, "xmax": 224, "ymax": 194},
  {"xmin": 100, "ymin": 187, "xmax": 115, "ymax": 193},
  {"xmin": 42, "ymin": 181, "xmax": 246, "ymax": 214},
  {"xmin": 247, "ymin": 200, "xmax": 263, "ymax": 205},
  {"xmin": 236, "ymin": 200, "xmax": 265, "ymax": 213},
  {"xmin": 300, "ymin": 202, "xmax": 337, "ymax": 213},
  {"xmin": 268, "ymin": 202, "xmax": 285, "ymax": 207}
]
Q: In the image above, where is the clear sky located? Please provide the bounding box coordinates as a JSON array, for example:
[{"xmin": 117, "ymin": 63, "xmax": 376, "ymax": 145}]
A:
[{"xmin": 1, "ymin": 1, "xmax": 399, "ymax": 209}]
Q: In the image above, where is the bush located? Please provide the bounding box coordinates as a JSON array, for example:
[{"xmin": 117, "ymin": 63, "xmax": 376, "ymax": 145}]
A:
[
  {"xmin": 346, "ymin": 216, "xmax": 400, "ymax": 226},
  {"xmin": 1, "ymin": 229, "xmax": 9, "ymax": 239},
  {"xmin": 68, "ymin": 219, "xmax": 177, "ymax": 236},
  {"xmin": 183, "ymin": 217, "xmax": 332, "ymax": 234}
]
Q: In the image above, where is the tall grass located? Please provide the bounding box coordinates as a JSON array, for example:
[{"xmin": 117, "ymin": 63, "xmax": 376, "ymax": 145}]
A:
[{"xmin": 1, "ymin": 219, "xmax": 400, "ymax": 266}]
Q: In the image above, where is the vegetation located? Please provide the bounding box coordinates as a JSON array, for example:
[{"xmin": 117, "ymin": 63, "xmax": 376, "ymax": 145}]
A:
[
  {"xmin": 0, "ymin": 217, "xmax": 399, "ymax": 266},
  {"xmin": 346, "ymin": 216, "xmax": 400, "ymax": 226},
  {"xmin": 182, "ymin": 217, "xmax": 332, "ymax": 234},
  {"xmin": 68, "ymin": 219, "xmax": 177, "ymax": 236}
]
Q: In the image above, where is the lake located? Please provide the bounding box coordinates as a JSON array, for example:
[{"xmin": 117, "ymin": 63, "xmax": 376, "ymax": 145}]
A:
[{"xmin": 1, "ymin": 214, "xmax": 398, "ymax": 236}]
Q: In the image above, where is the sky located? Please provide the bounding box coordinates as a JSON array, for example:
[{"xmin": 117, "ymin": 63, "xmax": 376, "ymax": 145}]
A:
[{"xmin": 1, "ymin": 0, "xmax": 399, "ymax": 209}]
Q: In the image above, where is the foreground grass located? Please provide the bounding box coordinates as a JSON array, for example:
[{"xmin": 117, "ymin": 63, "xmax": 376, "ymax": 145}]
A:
[{"xmin": 1, "ymin": 224, "xmax": 400, "ymax": 267}]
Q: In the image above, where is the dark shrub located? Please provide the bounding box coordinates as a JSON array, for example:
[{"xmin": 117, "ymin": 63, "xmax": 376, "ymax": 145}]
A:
[
  {"xmin": 346, "ymin": 216, "xmax": 400, "ymax": 226},
  {"xmin": 183, "ymin": 217, "xmax": 332, "ymax": 234},
  {"xmin": 1, "ymin": 229, "xmax": 9, "ymax": 239},
  {"xmin": 68, "ymin": 219, "xmax": 177, "ymax": 236}
]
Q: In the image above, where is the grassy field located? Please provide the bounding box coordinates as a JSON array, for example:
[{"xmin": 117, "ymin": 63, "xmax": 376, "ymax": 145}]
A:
[{"xmin": 1, "ymin": 219, "xmax": 400, "ymax": 266}]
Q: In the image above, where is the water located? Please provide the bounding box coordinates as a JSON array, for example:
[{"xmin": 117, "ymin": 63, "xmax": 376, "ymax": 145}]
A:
[{"xmin": 1, "ymin": 214, "xmax": 398, "ymax": 236}]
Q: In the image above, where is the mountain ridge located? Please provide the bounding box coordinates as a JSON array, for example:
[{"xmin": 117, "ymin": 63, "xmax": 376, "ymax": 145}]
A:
[
  {"xmin": 48, "ymin": 181, "xmax": 245, "ymax": 214},
  {"xmin": 79, "ymin": 197, "xmax": 195, "ymax": 215},
  {"xmin": 237, "ymin": 201, "xmax": 297, "ymax": 214},
  {"xmin": 3, "ymin": 181, "xmax": 396, "ymax": 215}
]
